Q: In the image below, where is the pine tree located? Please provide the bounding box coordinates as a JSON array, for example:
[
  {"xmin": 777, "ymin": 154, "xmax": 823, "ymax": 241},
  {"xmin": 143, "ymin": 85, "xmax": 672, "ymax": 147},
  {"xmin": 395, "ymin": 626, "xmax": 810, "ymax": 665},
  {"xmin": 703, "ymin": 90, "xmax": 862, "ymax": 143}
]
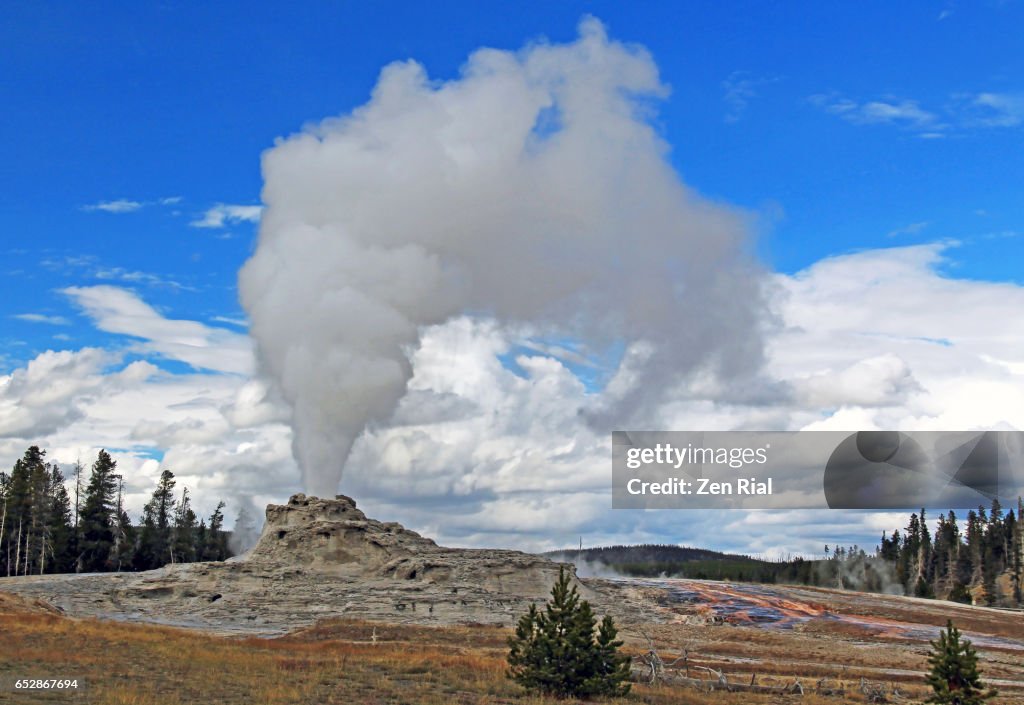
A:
[
  {"xmin": 79, "ymin": 450, "xmax": 119, "ymax": 572},
  {"xmin": 201, "ymin": 501, "xmax": 230, "ymax": 561},
  {"xmin": 44, "ymin": 465, "xmax": 74, "ymax": 573},
  {"xmin": 966, "ymin": 510, "xmax": 983, "ymax": 587},
  {"xmin": 507, "ymin": 566, "xmax": 631, "ymax": 698},
  {"xmin": 25, "ymin": 446, "xmax": 52, "ymax": 575},
  {"xmin": 4, "ymin": 449, "xmax": 35, "ymax": 575},
  {"xmin": 949, "ymin": 547, "xmax": 974, "ymax": 604},
  {"xmin": 136, "ymin": 470, "xmax": 176, "ymax": 569},
  {"xmin": 925, "ymin": 620, "xmax": 996, "ymax": 704},
  {"xmin": 585, "ymin": 615, "xmax": 632, "ymax": 696},
  {"xmin": 171, "ymin": 486, "xmax": 197, "ymax": 563},
  {"xmin": 0, "ymin": 470, "xmax": 8, "ymax": 576},
  {"xmin": 1012, "ymin": 501, "xmax": 1023, "ymax": 604}
]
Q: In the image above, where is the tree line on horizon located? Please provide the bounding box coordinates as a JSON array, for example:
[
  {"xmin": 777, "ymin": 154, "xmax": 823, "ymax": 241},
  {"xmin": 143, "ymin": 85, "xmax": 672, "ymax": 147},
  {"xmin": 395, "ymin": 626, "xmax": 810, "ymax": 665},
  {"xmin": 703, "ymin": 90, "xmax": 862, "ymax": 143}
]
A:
[
  {"xmin": 870, "ymin": 500, "xmax": 1022, "ymax": 605},
  {"xmin": 0, "ymin": 445, "xmax": 234, "ymax": 577},
  {"xmin": 553, "ymin": 499, "xmax": 1023, "ymax": 607},
  {"xmin": 800, "ymin": 501, "xmax": 1021, "ymax": 606}
]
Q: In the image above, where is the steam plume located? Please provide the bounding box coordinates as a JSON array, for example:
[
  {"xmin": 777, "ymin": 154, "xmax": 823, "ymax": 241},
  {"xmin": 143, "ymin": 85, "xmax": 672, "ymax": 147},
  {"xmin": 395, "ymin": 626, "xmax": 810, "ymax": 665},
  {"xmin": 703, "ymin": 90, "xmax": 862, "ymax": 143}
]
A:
[{"xmin": 239, "ymin": 18, "xmax": 767, "ymax": 497}]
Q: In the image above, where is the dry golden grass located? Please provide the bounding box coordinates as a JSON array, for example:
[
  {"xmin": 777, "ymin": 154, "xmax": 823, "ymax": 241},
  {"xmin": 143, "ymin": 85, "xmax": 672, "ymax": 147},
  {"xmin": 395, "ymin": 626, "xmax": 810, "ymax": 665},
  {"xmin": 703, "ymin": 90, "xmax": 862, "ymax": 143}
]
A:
[{"xmin": 0, "ymin": 592, "xmax": 1014, "ymax": 704}]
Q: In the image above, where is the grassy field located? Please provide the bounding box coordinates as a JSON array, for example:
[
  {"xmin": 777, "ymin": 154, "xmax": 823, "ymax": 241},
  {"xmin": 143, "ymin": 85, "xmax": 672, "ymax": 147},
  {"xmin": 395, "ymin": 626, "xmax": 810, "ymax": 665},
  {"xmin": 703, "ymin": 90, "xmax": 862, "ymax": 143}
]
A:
[{"xmin": 0, "ymin": 590, "xmax": 999, "ymax": 705}]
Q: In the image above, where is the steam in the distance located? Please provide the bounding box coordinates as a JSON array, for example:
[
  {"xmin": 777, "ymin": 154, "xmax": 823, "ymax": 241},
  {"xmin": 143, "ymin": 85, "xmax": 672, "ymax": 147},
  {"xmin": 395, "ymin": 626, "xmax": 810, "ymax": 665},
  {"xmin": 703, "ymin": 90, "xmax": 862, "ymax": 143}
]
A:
[
  {"xmin": 239, "ymin": 18, "xmax": 768, "ymax": 497},
  {"xmin": 228, "ymin": 499, "xmax": 263, "ymax": 556}
]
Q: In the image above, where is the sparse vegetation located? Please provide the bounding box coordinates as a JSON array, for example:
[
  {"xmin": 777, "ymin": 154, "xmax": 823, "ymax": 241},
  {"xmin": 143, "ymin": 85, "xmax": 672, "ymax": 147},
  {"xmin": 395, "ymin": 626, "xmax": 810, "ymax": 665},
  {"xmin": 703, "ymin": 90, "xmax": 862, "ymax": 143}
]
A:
[
  {"xmin": 0, "ymin": 445, "xmax": 232, "ymax": 577},
  {"xmin": 11, "ymin": 585, "xmax": 1017, "ymax": 704}
]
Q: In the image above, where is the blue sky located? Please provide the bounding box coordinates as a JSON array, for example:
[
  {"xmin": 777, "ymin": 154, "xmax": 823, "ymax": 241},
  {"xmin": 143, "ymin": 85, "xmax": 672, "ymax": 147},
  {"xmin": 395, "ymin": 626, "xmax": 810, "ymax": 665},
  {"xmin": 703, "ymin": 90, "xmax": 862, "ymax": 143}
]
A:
[
  {"xmin": 2, "ymin": 2, "xmax": 1023, "ymax": 552},
  {"xmin": 4, "ymin": 1, "xmax": 1022, "ymax": 368}
]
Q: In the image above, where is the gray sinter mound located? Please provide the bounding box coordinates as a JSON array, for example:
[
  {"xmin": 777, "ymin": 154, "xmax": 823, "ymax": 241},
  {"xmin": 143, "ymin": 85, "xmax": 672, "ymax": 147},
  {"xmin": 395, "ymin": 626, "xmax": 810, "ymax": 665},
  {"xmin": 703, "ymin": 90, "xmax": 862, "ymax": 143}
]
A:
[{"xmin": 0, "ymin": 494, "xmax": 611, "ymax": 635}]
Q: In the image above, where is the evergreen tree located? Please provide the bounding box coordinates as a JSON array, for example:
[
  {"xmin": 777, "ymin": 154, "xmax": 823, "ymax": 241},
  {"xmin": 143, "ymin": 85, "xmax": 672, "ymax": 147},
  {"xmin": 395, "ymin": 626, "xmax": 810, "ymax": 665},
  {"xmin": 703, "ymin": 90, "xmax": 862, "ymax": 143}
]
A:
[
  {"xmin": 44, "ymin": 465, "xmax": 74, "ymax": 573},
  {"xmin": 966, "ymin": 510, "xmax": 983, "ymax": 587},
  {"xmin": 925, "ymin": 620, "xmax": 996, "ymax": 704},
  {"xmin": 1011, "ymin": 502, "xmax": 1022, "ymax": 604},
  {"xmin": 507, "ymin": 566, "xmax": 631, "ymax": 698},
  {"xmin": 0, "ymin": 470, "xmax": 8, "ymax": 575},
  {"xmin": 25, "ymin": 447, "xmax": 52, "ymax": 575},
  {"xmin": 949, "ymin": 547, "xmax": 974, "ymax": 604},
  {"xmin": 919, "ymin": 508, "xmax": 934, "ymax": 588},
  {"xmin": 586, "ymin": 615, "xmax": 631, "ymax": 696},
  {"xmin": 79, "ymin": 450, "xmax": 119, "ymax": 571},
  {"xmin": 0, "ymin": 448, "xmax": 75, "ymax": 575},
  {"xmin": 2, "ymin": 447, "xmax": 233, "ymax": 576},
  {"xmin": 201, "ymin": 501, "xmax": 230, "ymax": 561},
  {"xmin": 136, "ymin": 470, "xmax": 176, "ymax": 569},
  {"xmin": 4, "ymin": 449, "xmax": 36, "ymax": 575},
  {"xmin": 898, "ymin": 513, "xmax": 921, "ymax": 591},
  {"xmin": 171, "ymin": 486, "xmax": 197, "ymax": 563},
  {"xmin": 114, "ymin": 506, "xmax": 136, "ymax": 571}
]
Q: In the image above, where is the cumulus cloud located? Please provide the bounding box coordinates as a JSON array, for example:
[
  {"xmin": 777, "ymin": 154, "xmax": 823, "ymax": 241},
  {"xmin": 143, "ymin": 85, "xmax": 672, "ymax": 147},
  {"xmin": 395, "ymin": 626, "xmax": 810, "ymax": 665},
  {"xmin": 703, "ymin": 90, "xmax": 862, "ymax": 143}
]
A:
[
  {"xmin": 191, "ymin": 204, "xmax": 264, "ymax": 229},
  {"xmin": 791, "ymin": 354, "xmax": 922, "ymax": 408},
  {"xmin": 5, "ymin": 25, "xmax": 1022, "ymax": 556},
  {"xmin": 337, "ymin": 240, "xmax": 1024, "ymax": 552},
  {"xmin": 0, "ymin": 331, "xmax": 292, "ymax": 527},
  {"xmin": 2, "ymin": 239, "xmax": 1023, "ymax": 554},
  {"xmin": 769, "ymin": 242, "xmax": 1024, "ymax": 431},
  {"xmin": 240, "ymin": 17, "xmax": 768, "ymax": 497},
  {"xmin": 0, "ymin": 348, "xmax": 120, "ymax": 438}
]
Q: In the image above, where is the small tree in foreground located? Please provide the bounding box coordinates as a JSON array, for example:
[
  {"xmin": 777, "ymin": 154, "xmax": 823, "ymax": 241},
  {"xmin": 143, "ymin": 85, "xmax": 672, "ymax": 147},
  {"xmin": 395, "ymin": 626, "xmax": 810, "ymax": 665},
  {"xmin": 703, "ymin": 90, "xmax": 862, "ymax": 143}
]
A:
[
  {"xmin": 925, "ymin": 620, "xmax": 997, "ymax": 704},
  {"xmin": 507, "ymin": 566, "xmax": 631, "ymax": 699}
]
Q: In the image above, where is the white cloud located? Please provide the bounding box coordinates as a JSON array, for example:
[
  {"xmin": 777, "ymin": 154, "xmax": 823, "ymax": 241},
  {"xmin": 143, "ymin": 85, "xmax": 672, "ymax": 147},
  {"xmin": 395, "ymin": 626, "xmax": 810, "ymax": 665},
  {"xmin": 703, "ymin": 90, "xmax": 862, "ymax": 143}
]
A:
[
  {"xmin": 810, "ymin": 93, "xmax": 941, "ymax": 132},
  {"xmin": 722, "ymin": 71, "xmax": 777, "ymax": 123},
  {"xmin": 81, "ymin": 197, "xmax": 184, "ymax": 214},
  {"xmin": 812, "ymin": 90, "xmax": 1024, "ymax": 135},
  {"xmin": 2, "ymin": 243, "xmax": 1024, "ymax": 553},
  {"xmin": 93, "ymin": 266, "xmax": 197, "ymax": 292},
  {"xmin": 39, "ymin": 254, "xmax": 192, "ymax": 291},
  {"xmin": 13, "ymin": 313, "xmax": 69, "ymax": 325},
  {"xmin": 211, "ymin": 315, "xmax": 249, "ymax": 327},
  {"xmin": 191, "ymin": 203, "xmax": 263, "ymax": 228},
  {"xmin": 0, "ymin": 348, "xmax": 119, "ymax": 438},
  {"xmin": 791, "ymin": 354, "xmax": 922, "ymax": 408},
  {"xmin": 82, "ymin": 199, "xmax": 144, "ymax": 213},
  {"xmin": 963, "ymin": 91, "xmax": 1024, "ymax": 128},
  {"xmin": 347, "ymin": 241, "xmax": 1024, "ymax": 551},
  {"xmin": 769, "ymin": 242, "xmax": 1024, "ymax": 431},
  {"xmin": 62, "ymin": 285, "xmax": 254, "ymax": 375},
  {"xmin": 887, "ymin": 221, "xmax": 929, "ymax": 238},
  {"xmin": 0, "ymin": 339, "xmax": 291, "ymax": 527}
]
